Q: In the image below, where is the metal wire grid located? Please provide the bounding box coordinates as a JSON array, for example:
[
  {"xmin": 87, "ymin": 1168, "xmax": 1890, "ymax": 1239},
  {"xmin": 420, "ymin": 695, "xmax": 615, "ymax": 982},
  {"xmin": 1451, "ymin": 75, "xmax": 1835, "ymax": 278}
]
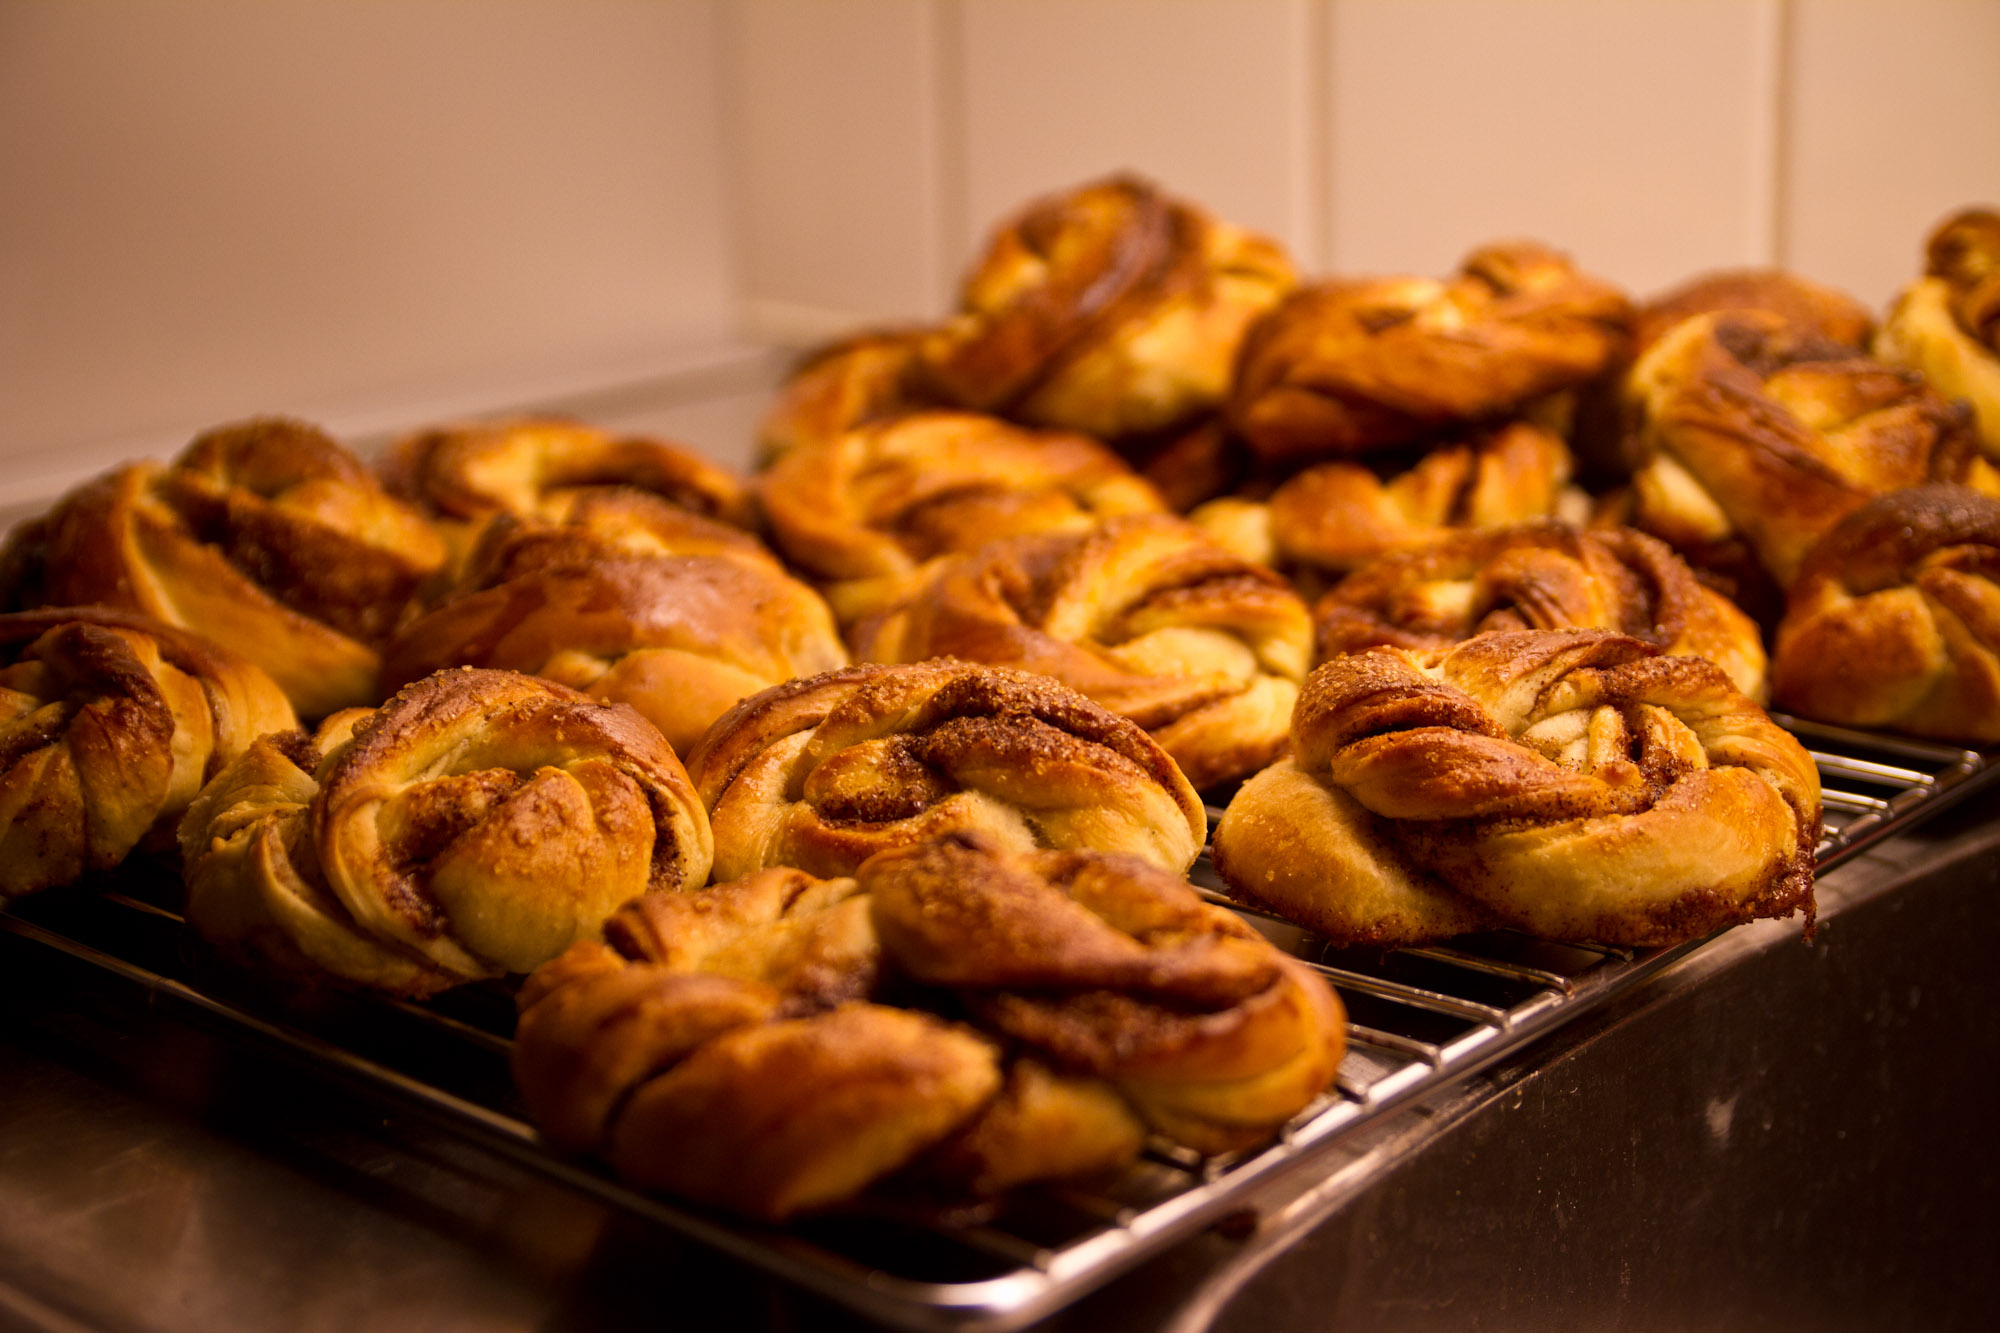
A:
[{"xmin": 0, "ymin": 721, "xmax": 1992, "ymax": 1333}]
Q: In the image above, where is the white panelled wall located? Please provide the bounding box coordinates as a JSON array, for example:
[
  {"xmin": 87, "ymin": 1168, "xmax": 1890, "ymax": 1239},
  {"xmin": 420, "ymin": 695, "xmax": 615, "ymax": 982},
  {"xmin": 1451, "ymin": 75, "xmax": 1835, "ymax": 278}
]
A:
[
  {"xmin": 731, "ymin": 0, "xmax": 2000, "ymax": 336},
  {"xmin": 3, "ymin": 0, "xmax": 1996, "ymax": 485},
  {"xmin": 0, "ymin": 0, "xmax": 743, "ymax": 487}
]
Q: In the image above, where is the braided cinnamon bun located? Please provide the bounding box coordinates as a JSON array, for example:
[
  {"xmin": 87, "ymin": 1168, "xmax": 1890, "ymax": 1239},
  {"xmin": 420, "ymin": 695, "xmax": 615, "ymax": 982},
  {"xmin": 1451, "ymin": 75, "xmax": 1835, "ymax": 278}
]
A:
[
  {"xmin": 1623, "ymin": 310, "xmax": 1996, "ymax": 595},
  {"xmin": 919, "ymin": 175, "xmax": 1295, "ymax": 441},
  {"xmin": 862, "ymin": 831, "xmax": 1345, "ymax": 1154},
  {"xmin": 1194, "ymin": 420, "xmax": 1586, "ymax": 590},
  {"xmin": 755, "ymin": 410, "xmax": 1164, "ymax": 627},
  {"xmin": 1877, "ymin": 208, "xmax": 2000, "ymax": 460},
  {"xmin": 2, "ymin": 418, "xmax": 446, "ymax": 717},
  {"xmin": 1773, "ymin": 485, "xmax": 2000, "ymax": 742},
  {"xmin": 180, "ymin": 668, "xmax": 712, "ymax": 996},
  {"xmin": 0, "ymin": 609, "xmax": 295, "ymax": 900},
  {"xmin": 378, "ymin": 417, "xmax": 756, "ymax": 573},
  {"xmin": 684, "ymin": 661, "xmax": 1206, "ymax": 881},
  {"xmin": 381, "ymin": 491, "xmax": 847, "ymax": 755},
  {"xmin": 1313, "ymin": 522, "xmax": 1768, "ymax": 700},
  {"xmin": 854, "ymin": 514, "xmax": 1311, "ymax": 788},
  {"xmin": 1211, "ymin": 631, "xmax": 1821, "ymax": 949},
  {"xmin": 516, "ymin": 947, "xmax": 1004, "ymax": 1221},
  {"xmin": 1228, "ymin": 243, "xmax": 1631, "ymax": 465},
  {"xmin": 513, "ymin": 873, "xmax": 1138, "ymax": 1218}
]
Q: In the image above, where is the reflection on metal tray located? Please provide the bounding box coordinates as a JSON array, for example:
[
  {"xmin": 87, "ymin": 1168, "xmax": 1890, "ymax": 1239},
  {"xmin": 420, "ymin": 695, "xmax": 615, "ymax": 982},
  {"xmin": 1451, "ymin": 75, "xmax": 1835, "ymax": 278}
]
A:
[{"xmin": 0, "ymin": 717, "xmax": 1992, "ymax": 1333}]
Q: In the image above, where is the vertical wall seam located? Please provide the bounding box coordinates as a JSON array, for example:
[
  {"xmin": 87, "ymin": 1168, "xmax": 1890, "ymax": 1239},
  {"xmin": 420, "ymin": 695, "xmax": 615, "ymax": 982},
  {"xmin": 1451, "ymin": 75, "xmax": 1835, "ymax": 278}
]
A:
[
  {"xmin": 710, "ymin": 0, "xmax": 754, "ymax": 338},
  {"xmin": 929, "ymin": 0, "xmax": 969, "ymax": 315},
  {"xmin": 1765, "ymin": 0, "xmax": 1796, "ymax": 267},
  {"xmin": 1315, "ymin": 0, "xmax": 1338, "ymax": 272},
  {"xmin": 1295, "ymin": 0, "xmax": 1330, "ymax": 272}
]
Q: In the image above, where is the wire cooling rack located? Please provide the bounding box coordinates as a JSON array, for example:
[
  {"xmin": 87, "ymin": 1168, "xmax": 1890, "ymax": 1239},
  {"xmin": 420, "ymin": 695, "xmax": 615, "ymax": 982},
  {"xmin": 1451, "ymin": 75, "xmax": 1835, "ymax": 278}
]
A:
[{"xmin": 1, "ymin": 718, "xmax": 1992, "ymax": 1332}]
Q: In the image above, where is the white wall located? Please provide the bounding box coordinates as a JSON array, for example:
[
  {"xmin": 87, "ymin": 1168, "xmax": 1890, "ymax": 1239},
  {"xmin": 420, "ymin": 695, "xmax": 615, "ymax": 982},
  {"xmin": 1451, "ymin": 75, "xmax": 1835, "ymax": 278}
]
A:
[
  {"xmin": 728, "ymin": 0, "xmax": 2000, "ymax": 334},
  {"xmin": 0, "ymin": 0, "xmax": 742, "ymax": 490},
  {"xmin": 5, "ymin": 0, "xmax": 1996, "ymax": 497}
]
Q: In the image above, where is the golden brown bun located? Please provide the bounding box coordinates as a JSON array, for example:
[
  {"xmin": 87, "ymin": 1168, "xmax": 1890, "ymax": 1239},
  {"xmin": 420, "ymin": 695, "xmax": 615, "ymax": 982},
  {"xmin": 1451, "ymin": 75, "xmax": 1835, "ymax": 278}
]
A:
[
  {"xmin": 512, "ymin": 862, "xmax": 1140, "ymax": 1215},
  {"xmin": 1132, "ymin": 418, "xmax": 1262, "ymax": 512},
  {"xmin": 1633, "ymin": 269, "xmax": 1875, "ymax": 356},
  {"xmin": 1201, "ymin": 420, "xmax": 1584, "ymax": 590},
  {"xmin": 920, "ymin": 175, "xmax": 1295, "ymax": 440},
  {"xmin": 1228, "ymin": 243, "xmax": 1631, "ymax": 464},
  {"xmin": 378, "ymin": 417, "xmax": 755, "ymax": 574},
  {"xmin": 381, "ymin": 494, "xmax": 847, "ymax": 756},
  {"xmin": 1623, "ymin": 311, "xmax": 1995, "ymax": 591},
  {"xmin": 861, "ymin": 830, "xmax": 1345, "ymax": 1154},
  {"xmin": 913, "ymin": 1057, "xmax": 1147, "ymax": 1197},
  {"xmin": 854, "ymin": 514, "xmax": 1311, "ymax": 788},
  {"xmin": 1212, "ymin": 631, "xmax": 1821, "ymax": 949},
  {"xmin": 512, "ymin": 861, "xmax": 884, "ymax": 1155},
  {"xmin": 3, "ymin": 418, "xmax": 445, "ymax": 717},
  {"xmin": 684, "ymin": 661, "xmax": 1207, "ymax": 881},
  {"xmin": 1876, "ymin": 208, "xmax": 2000, "ymax": 460},
  {"xmin": 1773, "ymin": 484, "xmax": 2000, "ymax": 741},
  {"xmin": 757, "ymin": 328, "xmax": 935, "ymax": 464},
  {"xmin": 0, "ymin": 608, "xmax": 296, "ymax": 899},
  {"xmin": 1313, "ymin": 522, "xmax": 1768, "ymax": 700},
  {"xmin": 180, "ymin": 668, "xmax": 713, "ymax": 996},
  {"xmin": 754, "ymin": 410, "xmax": 1164, "ymax": 627},
  {"xmin": 453, "ymin": 486, "xmax": 782, "ymax": 581},
  {"xmin": 512, "ymin": 946, "xmax": 785, "ymax": 1155},
  {"xmin": 513, "ymin": 937, "xmax": 1001, "ymax": 1221},
  {"xmin": 605, "ymin": 1006, "xmax": 1002, "ymax": 1221},
  {"xmin": 603, "ymin": 867, "xmax": 883, "ymax": 1011}
]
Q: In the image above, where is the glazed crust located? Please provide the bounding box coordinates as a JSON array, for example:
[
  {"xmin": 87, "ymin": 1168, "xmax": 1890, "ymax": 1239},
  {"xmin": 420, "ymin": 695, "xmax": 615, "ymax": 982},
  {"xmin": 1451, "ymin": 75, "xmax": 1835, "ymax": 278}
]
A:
[
  {"xmin": 1633, "ymin": 268, "xmax": 1875, "ymax": 356},
  {"xmin": 920, "ymin": 174, "xmax": 1295, "ymax": 440},
  {"xmin": 1211, "ymin": 631, "xmax": 1821, "ymax": 949},
  {"xmin": 757, "ymin": 328, "xmax": 935, "ymax": 464},
  {"xmin": 3, "ymin": 418, "xmax": 446, "ymax": 717},
  {"xmin": 684, "ymin": 661, "xmax": 1207, "ymax": 881},
  {"xmin": 383, "ymin": 552, "xmax": 846, "ymax": 757},
  {"xmin": 378, "ymin": 417, "xmax": 756, "ymax": 574},
  {"xmin": 180, "ymin": 668, "xmax": 713, "ymax": 995},
  {"xmin": 1199, "ymin": 420, "xmax": 1582, "ymax": 587},
  {"xmin": 514, "ymin": 913, "xmax": 1007, "ymax": 1222},
  {"xmin": 1228, "ymin": 243, "xmax": 1631, "ymax": 464},
  {"xmin": 755, "ymin": 410, "xmax": 1164, "ymax": 626},
  {"xmin": 603, "ymin": 867, "xmax": 883, "ymax": 1011},
  {"xmin": 382, "ymin": 483, "xmax": 845, "ymax": 754},
  {"xmin": 1774, "ymin": 484, "xmax": 2000, "ymax": 741},
  {"xmin": 1624, "ymin": 311, "xmax": 1994, "ymax": 590},
  {"xmin": 1876, "ymin": 208, "xmax": 2000, "ymax": 460},
  {"xmin": 1313, "ymin": 522, "xmax": 1768, "ymax": 700},
  {"xmin": 512, "ymin": 856, "xmax": 1151, "ymax": 1217},
  {"xmin": 861, "ymin": 831, "xmax": 1346, "ymax": 1154},
  {"xmin": 854, "ymin": 513, "xmax": 1311, "ymax": 788},
  {"xmin": 0, "ymin": 608, "xmax": 296, "ymax": 899}
]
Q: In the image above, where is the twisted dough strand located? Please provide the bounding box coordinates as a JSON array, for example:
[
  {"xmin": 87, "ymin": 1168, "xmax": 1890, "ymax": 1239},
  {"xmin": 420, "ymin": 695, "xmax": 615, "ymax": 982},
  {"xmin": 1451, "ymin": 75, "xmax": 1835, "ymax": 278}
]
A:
[
  {"xmin": 920, "ymin": 175, "xmax": 1295, "ymax": 440},
  {"xmin": 1214, "ymin": 630, "xmax": 1820, "ymax": 949},
  {"xmin": 685, "ymin": 661, "xmax": 1206, "ymax": 881},
  {"xmin": 1229, "ymin": 243, "xmax": 1631, "ymax": 464},
  {"xmin": 3, "ymin": 418, "xmax": 445, "ymax": 717},
  {"xmin": 181, "ymin": 668, "xmax": 711, "ymax": 994},
  {"xmin": 0, "ymin": 608, "xmax": 295, "ymax": 899},
  {"xmin": 855, "ymin": 513, "xmax": 1311, "ymax": 787},
  {"xmin": 1877, "ymin": 209, "xmax": 2000, "ymax": 460},
  {"xmin": 1774, "ymin": 484, "xmax": 2000, "ymax": 741},
  {"xmin": 1312, "ymin": 521, "xmax": 1768, "ymax": 700},
  {"xmin": 862, "ymin": 831, "xmax": 1346, "ymax": 1154}
]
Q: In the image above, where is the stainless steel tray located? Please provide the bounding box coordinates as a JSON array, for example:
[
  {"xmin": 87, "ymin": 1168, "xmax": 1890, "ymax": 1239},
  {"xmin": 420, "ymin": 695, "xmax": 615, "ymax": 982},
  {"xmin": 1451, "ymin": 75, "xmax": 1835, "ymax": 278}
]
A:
[{"xmin": 1, "ymin": 716, "xmax": 1992, "ymax": 1332}]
